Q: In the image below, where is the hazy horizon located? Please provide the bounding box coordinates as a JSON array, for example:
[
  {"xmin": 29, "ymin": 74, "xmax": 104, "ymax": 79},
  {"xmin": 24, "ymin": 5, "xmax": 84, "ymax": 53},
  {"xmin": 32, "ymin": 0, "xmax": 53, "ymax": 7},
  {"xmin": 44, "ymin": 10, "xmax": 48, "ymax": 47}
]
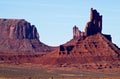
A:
[{"xmin": 0, "ymin": 0, "xmax": 120, "ymax": 47}]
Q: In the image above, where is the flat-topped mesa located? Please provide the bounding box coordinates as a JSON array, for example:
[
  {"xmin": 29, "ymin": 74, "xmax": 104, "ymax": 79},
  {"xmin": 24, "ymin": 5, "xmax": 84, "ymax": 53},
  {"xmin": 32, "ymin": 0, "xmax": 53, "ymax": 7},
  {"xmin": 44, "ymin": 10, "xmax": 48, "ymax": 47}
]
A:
[
  {"xmin": 85, "ymin": 8, "xmax": 102, "ymax": 36},
  {"xmin": 0, "ymin": 19, "xmax": 39, "ymax": 40}
]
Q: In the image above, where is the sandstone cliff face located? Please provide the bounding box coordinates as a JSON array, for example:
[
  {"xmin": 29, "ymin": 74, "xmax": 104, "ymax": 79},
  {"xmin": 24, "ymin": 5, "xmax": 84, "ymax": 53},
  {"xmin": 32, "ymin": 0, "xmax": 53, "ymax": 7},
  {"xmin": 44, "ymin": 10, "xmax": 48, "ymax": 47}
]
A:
[{"xmin": 0, "ymin": 19, "xmax": 53, "ymax": 52}]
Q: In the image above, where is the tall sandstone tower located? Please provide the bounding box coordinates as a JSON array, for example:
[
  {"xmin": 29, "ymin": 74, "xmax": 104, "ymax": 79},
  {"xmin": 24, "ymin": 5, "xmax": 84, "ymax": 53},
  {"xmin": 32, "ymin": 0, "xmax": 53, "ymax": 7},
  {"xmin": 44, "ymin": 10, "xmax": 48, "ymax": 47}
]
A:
[
  {"xmin": 73, "ymin": 8, "xmax": 111, "ymax": 41},
  {"xmin": 85, "ymin": 8, "xmax": 102, "ymax": 36},
  {"xmin": 73, "ymin": 8, "xmax": 103, "ymax": 38}
]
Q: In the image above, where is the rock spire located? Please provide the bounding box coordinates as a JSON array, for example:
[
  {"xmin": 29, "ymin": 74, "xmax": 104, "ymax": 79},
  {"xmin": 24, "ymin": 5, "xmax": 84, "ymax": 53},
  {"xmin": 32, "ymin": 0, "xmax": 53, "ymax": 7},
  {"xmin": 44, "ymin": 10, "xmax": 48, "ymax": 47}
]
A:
[
  {"xmin": 73, "ymin": 8, "xmax": 111, "ymax": 41},
  {"xmin": 85, "ymin": 8, "xmax": 102, "ymax": 36}
]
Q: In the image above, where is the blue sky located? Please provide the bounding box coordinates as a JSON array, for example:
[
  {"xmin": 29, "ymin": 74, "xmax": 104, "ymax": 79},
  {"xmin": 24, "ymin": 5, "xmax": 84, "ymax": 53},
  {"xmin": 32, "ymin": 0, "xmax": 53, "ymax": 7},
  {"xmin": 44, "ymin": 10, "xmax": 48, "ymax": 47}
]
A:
[{"xmin": 0, "ymin": 0, "xmax": 120, "ymax": 47}]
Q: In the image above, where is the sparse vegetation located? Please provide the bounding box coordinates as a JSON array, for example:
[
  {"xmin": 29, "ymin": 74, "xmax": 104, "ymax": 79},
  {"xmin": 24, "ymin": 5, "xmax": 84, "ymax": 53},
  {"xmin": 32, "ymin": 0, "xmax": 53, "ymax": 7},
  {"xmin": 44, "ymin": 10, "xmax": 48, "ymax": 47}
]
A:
[{"xmin": 0, "ymin": 64, "xmax": 120, "ymax": 79}]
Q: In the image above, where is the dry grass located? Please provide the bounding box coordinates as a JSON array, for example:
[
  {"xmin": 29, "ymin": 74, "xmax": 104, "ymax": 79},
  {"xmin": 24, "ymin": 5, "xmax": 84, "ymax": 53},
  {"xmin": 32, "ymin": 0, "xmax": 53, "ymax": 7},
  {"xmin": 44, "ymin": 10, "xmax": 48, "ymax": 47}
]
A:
[{"xmin": 0, "ymin": 64, "xmax": 119, "ymax": 79}]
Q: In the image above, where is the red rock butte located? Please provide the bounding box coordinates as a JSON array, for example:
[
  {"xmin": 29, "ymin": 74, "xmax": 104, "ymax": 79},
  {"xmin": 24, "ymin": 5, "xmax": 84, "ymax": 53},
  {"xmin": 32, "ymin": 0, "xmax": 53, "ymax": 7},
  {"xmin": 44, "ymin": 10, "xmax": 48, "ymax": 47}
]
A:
[{"xmin": 38, "ymin": 8, "xmax": 120, "ymax": 69}]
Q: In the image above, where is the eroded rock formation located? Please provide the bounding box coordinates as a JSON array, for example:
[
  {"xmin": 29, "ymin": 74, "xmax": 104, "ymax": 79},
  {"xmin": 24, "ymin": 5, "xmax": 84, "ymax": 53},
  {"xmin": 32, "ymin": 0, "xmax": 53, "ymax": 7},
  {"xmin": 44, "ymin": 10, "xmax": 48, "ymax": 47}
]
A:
[
  {"xmin": 73, "ymin": 25, "xmax": 81, "ymax": 39},
  {"xmin": 38, "ymin": 8, "xmax": 120, "ymax": 69},
  {"xmin": 85, "ymin": 8, "xmax": 102, "ymax": 36},
  {"xmin": 0, "ymin": 19, "xmax": 53, "ymax": 52},
  {"xmin": 0, "ymin": 19, "xmax": 39, "ymax": 39},
  {"xmin": 73, "ymin": 25, "xmax": 85, "ymax": 39},
  {"xmin": 73, "ymin": 8, "xmax": 103, "ymax": 40},
  {"xmin": 0, "ymin": 8, "xmax": 119, "ymax": 70},
  {"xmin": 73, "ymin": 8, "xmax": 111, "ymax": 41},
  {"xmin": 66, "ymin": 8, "xmax": 113, "ymax": 58}
]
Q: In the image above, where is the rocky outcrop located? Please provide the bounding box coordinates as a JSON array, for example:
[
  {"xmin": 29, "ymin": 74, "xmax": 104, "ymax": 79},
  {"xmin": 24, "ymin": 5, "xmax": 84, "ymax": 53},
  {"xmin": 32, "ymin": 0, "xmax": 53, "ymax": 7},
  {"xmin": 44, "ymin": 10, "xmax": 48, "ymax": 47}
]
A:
[
  {"xmin": 73, "ymin": 25, "xmax": 81, "ymax": 39},
  {"xmin": 0, "ymin": 19, "xmax": 53, "ymax": 52},
  {"xmin": 73, "ymin": 25, "xmax": 85, "ymax": 39},
  {"xmin": 59, "ymin": 45, "xmax": 74, "ymax": 55},
  {"xmin": 39, "ymin": 33, "xmax": 120, "ymax": 68},
  {"xmin": 85, "ymin": 8, "xmax": 102, "ymax": 36},
  {"xmin": 0, "ymin": 19, "xmax": 39, "ymax": 39},
  {"xmin": 38, "ymin": 8, "xmax": 120, "ymax": 69},
  {"xmin": 73, "ymin": 8, "xmax": 111, "ymax": 41}
]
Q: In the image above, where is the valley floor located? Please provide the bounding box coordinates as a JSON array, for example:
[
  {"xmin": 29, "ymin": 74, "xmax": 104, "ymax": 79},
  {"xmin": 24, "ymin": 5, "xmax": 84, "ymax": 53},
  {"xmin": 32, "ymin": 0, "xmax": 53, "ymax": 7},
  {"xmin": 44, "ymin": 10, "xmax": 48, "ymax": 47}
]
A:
[{"xmin": 0, "ymin": 64, "xmax": 120, "ymax": 79}]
